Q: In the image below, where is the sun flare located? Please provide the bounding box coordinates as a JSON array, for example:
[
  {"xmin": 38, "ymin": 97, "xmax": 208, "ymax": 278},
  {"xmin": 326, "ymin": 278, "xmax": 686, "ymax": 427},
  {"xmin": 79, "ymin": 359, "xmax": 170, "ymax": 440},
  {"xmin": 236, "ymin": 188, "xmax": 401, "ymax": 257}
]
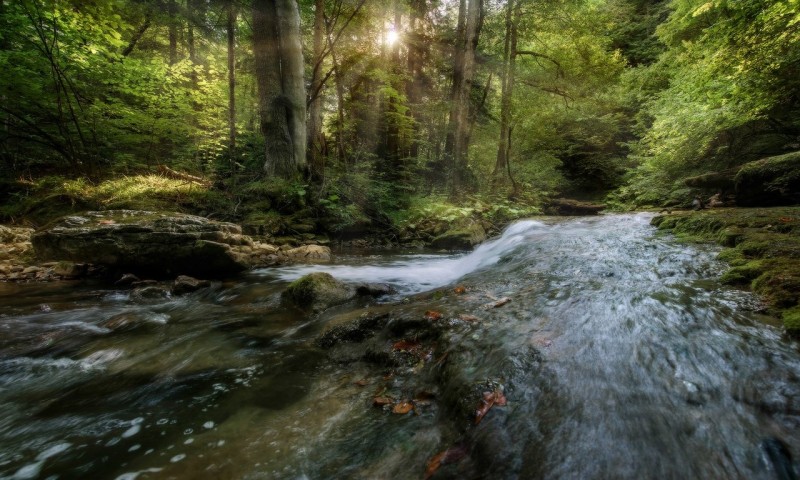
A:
[{"xmin": 385, "ymin": 29, "xmax": 399, "ymax": 46}]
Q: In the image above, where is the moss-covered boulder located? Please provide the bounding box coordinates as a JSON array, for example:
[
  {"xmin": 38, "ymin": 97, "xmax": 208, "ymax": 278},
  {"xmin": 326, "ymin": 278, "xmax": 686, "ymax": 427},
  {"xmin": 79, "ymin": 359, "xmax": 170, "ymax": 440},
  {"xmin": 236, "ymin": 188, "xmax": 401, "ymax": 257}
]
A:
[
  {"xmin": 783, "ymin": 307, "xmax": 800, "ymax": 336},
  {"xmin": 544, "ymin": 198, "xmax": 605, "ymax": 216},
  {"xmin": 431, "ymin": 222, "xmax": 486, "ymax": 250},
  {"xmin": 735, "ymin": 152, "xmax": 800, "ymax": 207},
  {"xmin": 282, "ymin": 272, "xmax": 356, "ymax": 312},
  {"xmin": 32, "ymin": 210, "xmax": 249, "ymax": 278}
]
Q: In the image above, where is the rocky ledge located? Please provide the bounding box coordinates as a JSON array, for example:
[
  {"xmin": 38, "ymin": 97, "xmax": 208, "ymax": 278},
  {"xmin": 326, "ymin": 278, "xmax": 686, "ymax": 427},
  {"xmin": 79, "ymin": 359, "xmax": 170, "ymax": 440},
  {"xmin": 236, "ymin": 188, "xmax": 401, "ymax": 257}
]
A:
[{"xmin": 11, "ymin": 210, "xmax": 332, "ymax": 281}]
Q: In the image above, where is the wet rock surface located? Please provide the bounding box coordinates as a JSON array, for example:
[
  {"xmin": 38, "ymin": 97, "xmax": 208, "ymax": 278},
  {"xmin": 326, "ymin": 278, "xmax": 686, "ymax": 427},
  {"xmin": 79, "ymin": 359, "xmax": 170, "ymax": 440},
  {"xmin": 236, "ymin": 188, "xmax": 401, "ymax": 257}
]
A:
[
  {"xmin": 282, "ymin": 272, "xmax": 356, "ymax": 312},
  {"xmin": 32, "ymin": 210, "xmax": 250, "ymax": 278}
]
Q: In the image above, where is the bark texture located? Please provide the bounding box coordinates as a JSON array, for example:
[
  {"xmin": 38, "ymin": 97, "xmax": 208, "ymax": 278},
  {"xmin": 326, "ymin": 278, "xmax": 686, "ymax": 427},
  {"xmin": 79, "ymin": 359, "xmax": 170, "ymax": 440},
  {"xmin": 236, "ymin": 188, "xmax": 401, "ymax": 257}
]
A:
[
  {"xmin": 444, "ymin": 0, "xmax": 483, "ymax": 194},
  {"xmin": 253, "ymin": 0, "xmax": 307, "ymax": 178}
]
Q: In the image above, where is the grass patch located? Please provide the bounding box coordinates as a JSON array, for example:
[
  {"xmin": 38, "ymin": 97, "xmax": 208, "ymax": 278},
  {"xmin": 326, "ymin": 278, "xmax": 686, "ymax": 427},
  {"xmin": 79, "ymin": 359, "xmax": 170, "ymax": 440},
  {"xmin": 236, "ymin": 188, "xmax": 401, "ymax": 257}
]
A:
[{"xmin": 1, "ymin": 174, "xmax": 232, "ymax": 226}]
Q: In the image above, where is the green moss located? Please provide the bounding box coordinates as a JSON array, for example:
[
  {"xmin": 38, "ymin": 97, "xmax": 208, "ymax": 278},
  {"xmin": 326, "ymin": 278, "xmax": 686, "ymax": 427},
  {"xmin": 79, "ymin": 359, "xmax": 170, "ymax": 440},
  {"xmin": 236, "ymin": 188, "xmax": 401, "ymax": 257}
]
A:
[
  {"xmin": 783, "ymin": 307, "xmax": 800, "ymax": 334},
  {"xmin": 717, "ymin": 248, "xmax": 745, "ymax": 265},
  {"xmin": 720, "ymin": 261, "xmax": 764, "ymax": 285},
  {"xmin": 652, "ymin": 207, "xmax": 800, "ymax": 322},
  {"xmin": 752, "ymin": 263, "xmax": 800, "ymax": 308}
]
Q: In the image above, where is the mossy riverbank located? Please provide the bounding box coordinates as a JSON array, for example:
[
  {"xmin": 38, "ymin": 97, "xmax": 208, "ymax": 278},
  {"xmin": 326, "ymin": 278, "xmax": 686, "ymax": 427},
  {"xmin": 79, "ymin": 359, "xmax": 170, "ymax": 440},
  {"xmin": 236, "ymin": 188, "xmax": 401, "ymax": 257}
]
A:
[{"xmin": 651, "ymin": 207, "xmax": 800, "ymax": 335}]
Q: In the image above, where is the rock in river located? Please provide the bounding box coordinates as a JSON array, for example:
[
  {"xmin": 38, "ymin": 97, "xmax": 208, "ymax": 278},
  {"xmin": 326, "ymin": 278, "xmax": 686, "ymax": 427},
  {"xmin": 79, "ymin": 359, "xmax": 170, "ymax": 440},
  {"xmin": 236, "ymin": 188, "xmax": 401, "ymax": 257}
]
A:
[
  {"xmin": 283, "ymin": 272, "xmax": 356, "ymax": 312},
  {"xmin": 32, "ymin": 211, "xmax": 249, "ymax": 278}
]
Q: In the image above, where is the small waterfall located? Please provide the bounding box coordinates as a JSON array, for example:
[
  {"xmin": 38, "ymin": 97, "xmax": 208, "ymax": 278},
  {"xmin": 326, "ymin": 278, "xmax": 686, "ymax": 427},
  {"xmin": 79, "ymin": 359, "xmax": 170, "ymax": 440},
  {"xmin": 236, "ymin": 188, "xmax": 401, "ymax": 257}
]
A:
[{"xmin": 257, "ymin": 219, "xmax": 550, "ymax": 293}]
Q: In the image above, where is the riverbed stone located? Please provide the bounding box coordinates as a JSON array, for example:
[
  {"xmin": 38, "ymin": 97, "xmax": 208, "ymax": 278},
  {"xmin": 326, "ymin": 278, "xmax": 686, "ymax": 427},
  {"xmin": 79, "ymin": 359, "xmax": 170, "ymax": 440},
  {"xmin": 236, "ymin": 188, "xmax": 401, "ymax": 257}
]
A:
[
  {"xmin": 545, "ymin": 198, "xmax": 606, "ymax": 215},
  {"xmin": 431, "ymin": 222, "xmax": 486, "ymax": 250},
  {"xmin": 32, "ymin": 210, "xmax": 249, "ymax": 278},
  {"xmin": 283, "ymin": 272, "xmax": 355, "ymax": 312},
  {"xmin": 53, "ymin": 261, "xmax": 88, "ymax": 278},
  {"xmin": 131, "ymin": 285, "xmax": 170, "ymax": 301},
  {"xmin": 172, "ymin": 275, "xmax": 211, "ymax": 295},
  {"xmin": 282, "ymin": 244, "xmax": 332, "ymax": 262}
]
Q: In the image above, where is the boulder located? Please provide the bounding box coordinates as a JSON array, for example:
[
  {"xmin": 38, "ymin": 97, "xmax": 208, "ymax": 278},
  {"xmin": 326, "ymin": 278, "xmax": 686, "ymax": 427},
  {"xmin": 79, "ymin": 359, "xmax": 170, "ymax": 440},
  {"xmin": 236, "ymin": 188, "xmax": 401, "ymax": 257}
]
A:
[
  {"xmin": 282, "ymin": 272, "xmax": 355, "ymax": 312},
  {"xmin": 281, "ymin": 244, "xmax": 332, "ymax": 262},
  {"xmin": 544, "ymin": 198, "xmax": 605, "ymax": 216},
  {"xmin": 734, "ymin": 152, "xmax": 800, "ymax": 207},
  {"xmin": 32, "ymin": 210, "xmax": 249, "ymax": 278},
  {"xmin": 53, "ymin": 261, "xmax": 88, "ymax": 278},
  {"xmin": 431, "ymin": 222, "xmax": 486, "ymax": 250},
  {"xmin": 172, "ymin": 275, "xmax": 211, "ymax": 295}
]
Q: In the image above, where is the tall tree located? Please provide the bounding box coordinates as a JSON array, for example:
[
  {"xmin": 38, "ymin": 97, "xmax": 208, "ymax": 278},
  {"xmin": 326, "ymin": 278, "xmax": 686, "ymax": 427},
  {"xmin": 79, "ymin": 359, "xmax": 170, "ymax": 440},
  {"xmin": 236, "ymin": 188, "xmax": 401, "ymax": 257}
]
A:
[
  {"xmin": 226, "ymin": 0, "xmax": 236, "ymax": 152},
  {"xmin": 445, "ymin": 0, "xmax": 484, "ymax": 194},
  {"xmin": 307, "ymin": 0, "xmax": 326, "ymax": 181},
  {"xmin": 492, "ymin": 0, "xmax": 519, "ymax": 190},
  {"xmin": 253, "ymin": 0, "xmax": 306, "ymax": 178}
]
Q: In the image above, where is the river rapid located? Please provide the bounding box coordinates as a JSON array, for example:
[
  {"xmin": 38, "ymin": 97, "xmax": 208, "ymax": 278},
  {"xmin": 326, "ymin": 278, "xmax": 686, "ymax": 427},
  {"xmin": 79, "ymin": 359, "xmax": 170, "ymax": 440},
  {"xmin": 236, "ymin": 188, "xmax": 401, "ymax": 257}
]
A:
[{"xmin": 0, "ymin": 214, "xmax": 798, "ymax": 479}]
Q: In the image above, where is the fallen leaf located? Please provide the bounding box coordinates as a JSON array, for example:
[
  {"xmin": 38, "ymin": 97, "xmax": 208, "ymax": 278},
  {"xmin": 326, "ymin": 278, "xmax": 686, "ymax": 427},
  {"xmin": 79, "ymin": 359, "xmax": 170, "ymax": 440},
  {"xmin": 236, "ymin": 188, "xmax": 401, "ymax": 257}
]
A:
[
  {"xmin": 424, "ymin": 451, "xmax": 446, "ymax": 480},
  {"xmin": 779, "ymin": 216, "xmax": 794, "ymax": 223},
  {"xmin": 392, "ymin": 339, "xmax": 420, "ymax": 351},
  {"xmin": 458, "ymin": 314, "xmax": 479, "ymax": 322},
  {"xmin": 453, "ymin": 285, "xmax": 466, "ymax": 294},
  {"xmin": 425, "ymin": 310, "xmax": 443, "ymax": 321},
  {"xmin": 424, "ymin": 445, "xmax": 468, "ymax": 479},
  {"xmin": 474, "ymin": 388, "xmax": 507, "ymax": 424},
  {"xmin": 373, "ymin": 396, "xmax": 393, "ymax": 407},
  {"xmin": 354, "ymin": 379, "xmax": 369, "ymax": 387},
  {"xmin": 392, "ymin": 401, "xmax": 414, "ymax": 414}
]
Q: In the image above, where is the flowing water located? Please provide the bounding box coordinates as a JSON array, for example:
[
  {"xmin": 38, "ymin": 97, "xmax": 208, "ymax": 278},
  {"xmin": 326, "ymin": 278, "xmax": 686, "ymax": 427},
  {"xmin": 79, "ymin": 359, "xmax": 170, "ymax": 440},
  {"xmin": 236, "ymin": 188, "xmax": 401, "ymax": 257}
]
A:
[{"xmin": 0, "ymin": 214, "xmax": 798, "ymax": 479}]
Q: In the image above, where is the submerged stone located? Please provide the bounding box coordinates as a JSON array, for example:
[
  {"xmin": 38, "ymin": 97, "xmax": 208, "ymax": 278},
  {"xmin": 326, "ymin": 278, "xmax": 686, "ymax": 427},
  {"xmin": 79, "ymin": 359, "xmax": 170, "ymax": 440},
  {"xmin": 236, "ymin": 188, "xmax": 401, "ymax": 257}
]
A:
[{"xmin": 282, "ymin": 272, "xmax": 355, "ymax": 312}]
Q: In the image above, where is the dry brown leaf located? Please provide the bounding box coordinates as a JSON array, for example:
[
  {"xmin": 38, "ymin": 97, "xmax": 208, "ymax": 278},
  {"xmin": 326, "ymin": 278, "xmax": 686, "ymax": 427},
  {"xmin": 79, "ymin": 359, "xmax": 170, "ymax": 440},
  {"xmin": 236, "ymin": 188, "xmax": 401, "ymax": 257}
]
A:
[
  {"xmin": 373, "ymin": 396, "xmax": 393, "ymax": 407},
  {"xmin": 424, "ymin": 451, "xmax": 446, "ymax": 480},
  {"xmin": 354, "ymin": 379, "xmax": 369, "ymax": 387},
  {"xmin": 453, "ymin": 286, "xmax": 466, "ymax": 294},
  {"xmin": 424, "ymin": 310, "xmax": 443, "ymax": 321},
  {"xmin": 424, "ymin": 445, "xmax": 469, "ymax": 479},
  {"xmin": 392, "ymin": 340, "xmax": 420, "ymax": 352},
  {"xmin": 474, "ymin": 389, "xmax": 507, "ymax": 424},
  {"xmin": 392, "ymin": 401, "xmax": 414, "ymax": 414}
]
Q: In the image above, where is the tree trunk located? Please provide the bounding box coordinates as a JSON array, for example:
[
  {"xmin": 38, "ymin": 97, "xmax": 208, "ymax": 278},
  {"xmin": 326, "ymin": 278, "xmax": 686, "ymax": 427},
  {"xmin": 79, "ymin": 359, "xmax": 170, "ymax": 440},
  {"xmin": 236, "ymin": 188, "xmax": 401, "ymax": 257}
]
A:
[
  {"xmin": 168, "ymin": 0, "xmax": 178, "ymax": 65},
  {"xmin": 307, "ymin": 0, "xmax": 326, "ymax": 181},
  {"xmin": 406, "ymin": 0, "xmax": 426, "ymax": 160},
  {"xmin": 444, "ymin": 0, "xmax": 483, "ymax": 195},
  {"xmin": 122, "ymin": 15, "xmax": 151, "ymax": 57},
  {"xmin": 253, "ymin": 0, "xmax": 306, "ymax": 178},
  {"xmin": 227, "ymin": 1, "xmax": 236, "ymax": 152},
  {"xmin": 493, "ymin": 0, "xmax": 515, "ymax": 181}
]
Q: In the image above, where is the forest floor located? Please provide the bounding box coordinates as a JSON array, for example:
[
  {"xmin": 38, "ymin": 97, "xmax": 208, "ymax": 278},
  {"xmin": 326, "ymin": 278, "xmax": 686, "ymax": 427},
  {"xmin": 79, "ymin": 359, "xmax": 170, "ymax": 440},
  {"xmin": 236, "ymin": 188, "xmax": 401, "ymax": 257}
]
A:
[{"xmin": 652, "ymin": 207, "xmax": 800, "ymax": 334}]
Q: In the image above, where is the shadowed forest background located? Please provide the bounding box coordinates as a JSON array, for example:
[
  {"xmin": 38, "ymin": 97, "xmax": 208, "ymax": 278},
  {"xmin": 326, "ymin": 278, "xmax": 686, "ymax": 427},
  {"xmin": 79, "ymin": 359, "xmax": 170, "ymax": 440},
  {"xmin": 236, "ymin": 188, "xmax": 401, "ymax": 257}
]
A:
[{"xmin": 1, "ymin": 0, "xmax": 798, "ymax": 235}]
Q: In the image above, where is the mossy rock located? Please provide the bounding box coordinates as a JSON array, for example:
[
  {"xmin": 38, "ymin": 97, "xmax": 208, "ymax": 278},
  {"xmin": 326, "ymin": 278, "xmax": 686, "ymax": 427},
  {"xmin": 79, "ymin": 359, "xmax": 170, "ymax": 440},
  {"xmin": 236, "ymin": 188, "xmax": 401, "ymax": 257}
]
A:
[
  {"xmin": 431, "ymin": 222, "xmax": 486, "ymax": 250},
  {"xmin": 735, "ymin": 151, "xmax": 800, "ymax": 207},
  {"xmin": 782, "ymin": 307, "xmax": 800, "ymax": 335},
  {"xmin": 752, "ymin": 262, "xmax": 800, "ymax": 309},
  {"xmin": 720, "ymin": 261, "xmax": 764, "ymax": 285},
  {"xmin": 282, "ymin": 272, "xmax": 355, "ymax": 312}
]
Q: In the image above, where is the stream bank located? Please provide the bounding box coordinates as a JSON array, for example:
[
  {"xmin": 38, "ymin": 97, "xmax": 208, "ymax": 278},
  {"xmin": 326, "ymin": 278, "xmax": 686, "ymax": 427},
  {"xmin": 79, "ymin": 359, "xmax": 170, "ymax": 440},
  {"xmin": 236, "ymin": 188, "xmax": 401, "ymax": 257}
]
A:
[{"xmin": 651, "ymin": 207, "xmax": 800, "ymax": 334}]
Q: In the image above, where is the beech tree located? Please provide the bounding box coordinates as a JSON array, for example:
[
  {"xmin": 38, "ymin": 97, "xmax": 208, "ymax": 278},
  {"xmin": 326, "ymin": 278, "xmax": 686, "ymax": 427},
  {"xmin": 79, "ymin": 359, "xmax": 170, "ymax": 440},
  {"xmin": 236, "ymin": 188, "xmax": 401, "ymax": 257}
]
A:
[{"xmin": 253, "ymin": 0, "xmax": 306, "ymax": 178}]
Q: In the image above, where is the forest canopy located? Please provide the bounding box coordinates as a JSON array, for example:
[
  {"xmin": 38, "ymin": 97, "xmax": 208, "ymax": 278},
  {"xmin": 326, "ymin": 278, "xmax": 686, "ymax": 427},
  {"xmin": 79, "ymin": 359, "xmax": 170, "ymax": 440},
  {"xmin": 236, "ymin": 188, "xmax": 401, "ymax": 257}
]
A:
[{"xmin": 0, "ymin": 0, "xmax": 798, "ymax": 229}]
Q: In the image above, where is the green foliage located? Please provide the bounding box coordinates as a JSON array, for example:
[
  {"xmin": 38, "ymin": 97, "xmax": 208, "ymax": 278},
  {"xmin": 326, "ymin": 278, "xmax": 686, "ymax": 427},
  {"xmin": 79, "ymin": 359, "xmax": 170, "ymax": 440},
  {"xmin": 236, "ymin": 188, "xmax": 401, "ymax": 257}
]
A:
[{"xmin": 614, "ymin": 0, "xmax": 800, "ymax": 206}]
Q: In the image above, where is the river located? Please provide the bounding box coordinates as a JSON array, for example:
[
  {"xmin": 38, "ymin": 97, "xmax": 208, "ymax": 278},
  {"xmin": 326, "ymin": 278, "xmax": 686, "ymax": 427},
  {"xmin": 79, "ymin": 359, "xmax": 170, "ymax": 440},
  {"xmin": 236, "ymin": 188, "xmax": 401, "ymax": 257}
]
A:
[{"xmin": 0, "ymin": 214, "xmax": 797, "ymax": 479}]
